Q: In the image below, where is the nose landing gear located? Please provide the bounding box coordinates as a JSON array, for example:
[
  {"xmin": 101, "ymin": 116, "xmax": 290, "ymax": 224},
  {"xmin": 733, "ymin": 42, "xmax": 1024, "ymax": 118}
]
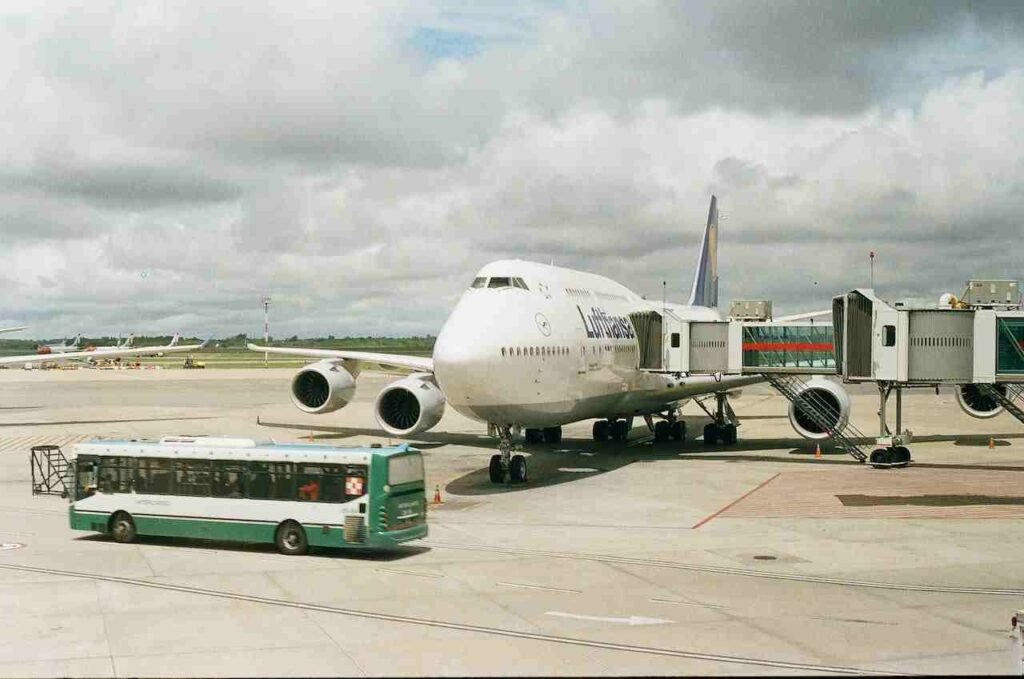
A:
[
  {"xmin": 696, "ymin": 393, "xmax": 739, "ymax": 446},
  {"xmin": 489, "ymin": 424, "xmax": 530, "ymax": 484}
]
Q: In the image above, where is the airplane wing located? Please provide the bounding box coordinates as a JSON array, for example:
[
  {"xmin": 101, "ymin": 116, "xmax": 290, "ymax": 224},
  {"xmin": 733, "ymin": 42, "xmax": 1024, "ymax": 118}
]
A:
[
  {"xmin": 0, "ymin": 339, "xmax": 206, "ymax": 367},
  {"xmin": 655, "ymin": 373, "xmax": 766, "ymax": 403},
  {"xmin": 247, "ymin": 343, "xmax": 433, "ymax": 375}
]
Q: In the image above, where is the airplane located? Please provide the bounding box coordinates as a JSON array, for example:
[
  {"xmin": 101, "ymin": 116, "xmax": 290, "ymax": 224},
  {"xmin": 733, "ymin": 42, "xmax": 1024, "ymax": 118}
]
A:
[
  {"xmin": 248, "ymin": 196, "xmax": 1012, "ymax": 484},
  {"xmin": 37, "ymin": 334, "xmax": 82, "ymax": 355},
  {"xmin": 2, "ymin": 334, "xmax": 208, "ymax": 369},
  {"xmin": 84, "ymin": 334, "xmax": 134, "ymax": 352},
  {"xmin": 0, "ymin": 326, "xmax": 26, "ymax": 335}
]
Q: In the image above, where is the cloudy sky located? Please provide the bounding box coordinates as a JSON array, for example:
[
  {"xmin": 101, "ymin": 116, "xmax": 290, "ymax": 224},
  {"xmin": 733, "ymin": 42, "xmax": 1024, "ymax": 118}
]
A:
[{"xmin": 2, "ymin": 1, "xmax": 1022, "ymax": 339}]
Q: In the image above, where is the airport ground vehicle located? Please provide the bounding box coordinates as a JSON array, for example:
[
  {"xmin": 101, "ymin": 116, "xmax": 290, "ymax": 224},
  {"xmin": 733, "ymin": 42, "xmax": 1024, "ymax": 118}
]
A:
[
  {"xmin": 68, "ymin": 436, "xmax": 427, "ymax": 554},
  {"xmin": 182, "ymin": 355, "xmax": 205, "ymax": 369}
]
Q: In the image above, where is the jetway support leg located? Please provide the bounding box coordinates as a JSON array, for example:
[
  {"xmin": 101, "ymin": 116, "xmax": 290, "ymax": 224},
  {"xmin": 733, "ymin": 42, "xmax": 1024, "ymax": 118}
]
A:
[{"xmin": 869, "ymin": 382, "xmax": 912, "ymax": 469}]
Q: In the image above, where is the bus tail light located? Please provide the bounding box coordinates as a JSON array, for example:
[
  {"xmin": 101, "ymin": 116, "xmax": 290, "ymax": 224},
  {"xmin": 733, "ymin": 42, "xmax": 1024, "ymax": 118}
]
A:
[{"xmin": 345, "ymin": 476, "xmax": 365, "ymax": 496}]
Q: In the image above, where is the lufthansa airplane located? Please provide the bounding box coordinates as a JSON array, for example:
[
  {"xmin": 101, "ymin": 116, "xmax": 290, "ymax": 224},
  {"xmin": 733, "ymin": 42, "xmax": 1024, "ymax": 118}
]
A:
[{"xmin": 248, "ymin": 196, "xmax": 803, "ymax": 484}]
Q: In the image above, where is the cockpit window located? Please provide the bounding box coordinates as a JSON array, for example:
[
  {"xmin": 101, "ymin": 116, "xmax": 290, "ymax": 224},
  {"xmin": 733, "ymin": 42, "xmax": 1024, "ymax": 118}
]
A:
[
  {"xmin": 470, "ymin": 277, "xmax": 487, "ymax": 289},
  {"xmin": 488, "ymin": 277, "xmax": 511, "ymax": 289},
  {"xmin": 512, "ymin": 277, "xmax": 529, "ymax": 290}
]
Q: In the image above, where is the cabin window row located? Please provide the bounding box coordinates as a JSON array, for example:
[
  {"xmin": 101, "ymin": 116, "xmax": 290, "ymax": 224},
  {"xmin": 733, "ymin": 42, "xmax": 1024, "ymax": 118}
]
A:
[
  {"xmin": 80, "ymin": 456, "xmax": 368, "ymax": 502},
  {"xmin": 501, "ymin": 346, "xmax": 570, "ymax": 358}
]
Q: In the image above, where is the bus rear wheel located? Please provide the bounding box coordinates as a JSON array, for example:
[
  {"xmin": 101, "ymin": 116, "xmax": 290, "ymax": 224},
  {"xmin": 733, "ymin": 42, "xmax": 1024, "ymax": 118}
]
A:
[
  {"xmin": 109, "ymin": 511, "xmax": 137, "ymax": 544},
  {"xmin": 275, "ymin": 520, "xmax": 308, "ymax": 556}
]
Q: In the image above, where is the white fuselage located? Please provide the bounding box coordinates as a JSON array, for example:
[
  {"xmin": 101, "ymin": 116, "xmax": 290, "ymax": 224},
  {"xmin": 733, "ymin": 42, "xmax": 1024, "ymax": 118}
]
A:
[{"xmin": 432, "ymin": 260, "xmax": 758, "ymax": 427}]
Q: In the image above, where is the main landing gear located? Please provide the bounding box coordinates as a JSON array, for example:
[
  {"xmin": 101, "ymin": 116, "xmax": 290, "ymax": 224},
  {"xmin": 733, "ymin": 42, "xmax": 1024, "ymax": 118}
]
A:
[
  {"xmin": 644, "ymin": 413, "xmax": 685, "ymax": 443},
  {"xmin": 489, "ymin": 424, "xmax": 529, "ymax": 485},
  {"xmin": 524, "ymin": 426, "xmax": 562, "ymax": 444},
  {"xmin": 697, "ymin": 393, "xmax": 739, "ymax": 446},
  {"xmin": 592, "ymin": 417, "xmax": 633, "ymax": 442}
]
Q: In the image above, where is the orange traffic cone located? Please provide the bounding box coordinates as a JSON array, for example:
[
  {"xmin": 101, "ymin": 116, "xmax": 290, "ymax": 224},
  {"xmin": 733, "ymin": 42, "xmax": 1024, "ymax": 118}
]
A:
[
  {"xmin": 814, "ymin": 443, "xmax": 822, "ymax": 459},
  {"xmin": 308, "ymin": 431, "xmax": 315, "ymax": 442},
  {"xmin": 433, "ymin": 484, "xmax": 442, "ymax": 505},
  {"xmin": 989, "ymin": 437, "xmax": 996, "ymax": 450}
]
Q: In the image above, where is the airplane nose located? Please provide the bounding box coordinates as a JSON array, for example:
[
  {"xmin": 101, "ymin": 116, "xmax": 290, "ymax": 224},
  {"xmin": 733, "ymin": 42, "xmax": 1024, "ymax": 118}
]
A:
[{"xmin": 432, "ymin": 293, "xmax": 501, "ymax": 404}]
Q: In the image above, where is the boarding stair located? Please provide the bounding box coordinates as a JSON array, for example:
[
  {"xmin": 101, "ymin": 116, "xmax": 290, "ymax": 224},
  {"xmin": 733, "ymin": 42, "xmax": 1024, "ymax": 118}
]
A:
[
  {"xmin": 30, "ymin": 445, "xmax": 69, "ymax": 497},
  {"xmin": 978, "ymin": 383, "xmax": 1024, "ymax": 426},
  {"xmin": 763, "ymin": 374, "xmax": 868, "ymax": 463}
]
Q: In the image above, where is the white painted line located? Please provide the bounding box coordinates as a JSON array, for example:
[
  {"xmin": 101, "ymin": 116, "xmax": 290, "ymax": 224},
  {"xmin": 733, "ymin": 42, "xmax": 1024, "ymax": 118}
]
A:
[
  {"xmin": 498, "ymin": 581, "xmax": 581, "ymax": 594},
  {"xmin": 546, "ymin": 611, "xmax": 674, "ymax": 626},
  {"xmin": 376, "ymin": 568, "xmax": 445, "ymax": 579},
  {"xmin": 0, "ymin": 543, "xmax": 26, "ymax": 551},
  {"xmin": 557, "ymin": 468, "xmax": 599, "ymax": 473}
]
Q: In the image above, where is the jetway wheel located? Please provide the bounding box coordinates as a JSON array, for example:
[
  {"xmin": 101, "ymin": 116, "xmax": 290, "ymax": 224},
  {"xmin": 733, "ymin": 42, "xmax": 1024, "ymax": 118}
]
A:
[
  {"xmin": 510, "ymin": 455, "xmax": 528, "ymax": 483},
  {"xmin": 869, "ymin": 448, "xmax": 890, "ymax": 468},
  {"xmin": 892, "ymin": 446, "xmax": 911, "ymax": 467},
  {"xmin": 488, "ymin": 455, "xmax": 503, "ymax": 483}
]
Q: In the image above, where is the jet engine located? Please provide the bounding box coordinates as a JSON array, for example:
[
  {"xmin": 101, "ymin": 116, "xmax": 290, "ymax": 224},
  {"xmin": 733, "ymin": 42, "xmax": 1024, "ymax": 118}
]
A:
[
  {"xmin": 374, "ymin": 374, "xmax": 446, "ymax": 437},
  {"xmin": 955, "ymin": 383, "xmax": 1005, "ymax": 419},
  {"xmin": 290, "ymin": 360, "xmax": 356, "ymax": 414},
  {"xmin": 788, "ymin": 377, "xmax": 851, "ymax": 440}
]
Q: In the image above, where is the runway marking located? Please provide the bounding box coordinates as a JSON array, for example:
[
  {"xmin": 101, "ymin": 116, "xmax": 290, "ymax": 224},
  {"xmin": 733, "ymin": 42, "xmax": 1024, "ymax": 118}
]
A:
[
  {"xmin": 545, "ymin": 611, "xmax": 674, "ymax": 626},
  {"xmin": 424, "ymin": 541, "xmax": 1024, "ymax": 597},
  {"xmin": 0, "ymin": 543, "xmax": 25, "ymax": 551},
  {"xmin": 691, "ymin": 472, "xmax": 781, "ymax": 529},
  {"xmin": 557, "ymin": 467, "xmax": 599, "ymax": 473},
  {"xmin": 375, "ymin": 567, "xmax": 445, "ymax": 579},
  {"xmin": 498, "ymin": 581, "xmax": 581, "ymax": 594},
  {"xmin": 0, "ymin": 562, "xmax": 882, "ymax": 675}
]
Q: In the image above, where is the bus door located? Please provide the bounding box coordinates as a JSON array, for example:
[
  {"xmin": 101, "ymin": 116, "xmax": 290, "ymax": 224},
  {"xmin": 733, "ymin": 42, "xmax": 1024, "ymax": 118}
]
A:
[{"xmin": 74, "ymin": 455, "xmax": 98, "ymax": 500}]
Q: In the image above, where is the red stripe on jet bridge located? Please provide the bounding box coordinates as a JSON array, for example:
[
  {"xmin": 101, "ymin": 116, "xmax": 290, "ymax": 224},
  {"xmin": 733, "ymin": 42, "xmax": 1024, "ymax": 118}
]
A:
[{"xmin": 743, "ymin": 342, "xmax": 835, "ymax": 352}]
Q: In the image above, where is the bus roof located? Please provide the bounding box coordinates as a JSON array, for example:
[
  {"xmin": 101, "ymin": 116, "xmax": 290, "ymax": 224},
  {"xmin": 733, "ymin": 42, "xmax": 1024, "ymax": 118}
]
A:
[{"xmin": 71, "ymin": 436, "xmax": 418, "ymax": 464}]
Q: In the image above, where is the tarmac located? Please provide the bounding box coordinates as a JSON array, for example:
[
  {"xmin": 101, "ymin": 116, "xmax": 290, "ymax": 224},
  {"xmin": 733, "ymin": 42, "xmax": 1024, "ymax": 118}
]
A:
[{"xmin": 2, "ymin": 367, "xmax": 1024, "ymax": 676}]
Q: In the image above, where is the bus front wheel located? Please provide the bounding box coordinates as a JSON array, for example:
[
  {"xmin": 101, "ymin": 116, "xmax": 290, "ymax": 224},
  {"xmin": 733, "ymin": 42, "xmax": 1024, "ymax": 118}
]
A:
[
  {"xmin": 275, "ymin": 520, "xmax": 308, "ymax": 556},
  {"xmin": 109, "ymin": 511, "xmax": 137, "ymax": 544}
]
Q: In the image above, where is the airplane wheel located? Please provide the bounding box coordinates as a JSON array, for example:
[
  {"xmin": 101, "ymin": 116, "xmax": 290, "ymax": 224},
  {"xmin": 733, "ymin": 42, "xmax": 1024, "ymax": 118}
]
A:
[
  {"xmin": 524, "ymin": 428, "xmax": 543, "ymax": 444},
  {"xmin": 703, "ymin": 423, "xmax": 719, "ymax": 446},
  {"xmin": 869, "ymin": 448, "xmax": 890, "ymax": 469},
  {"xmin": 488, "ymin": 454, "xmax": 504, "ymax": 483},
  {"xmin": 592, "ymin": 420, "xmax": 609, "ymax": 442},
  {"xmin": 721, "ymin": 424, "xmax": 737, "ymax": 446},
  {"xmin": 654, "ymin": 421, "xmax": 671, "ymax": 443},
  {"xmin": 509, "ymin": 455, "xmax": 528, "ymax": 483},
  {"xmin": 612, "ymin": 420, "xmax": 628, "ymax": 442},
  {"xmin": 670, "ymin": 421, "xmax": 685, "ymax": 442},
  {"xmin": 543, "ymin": 427, "xmax": 562, "ymax": 444}
]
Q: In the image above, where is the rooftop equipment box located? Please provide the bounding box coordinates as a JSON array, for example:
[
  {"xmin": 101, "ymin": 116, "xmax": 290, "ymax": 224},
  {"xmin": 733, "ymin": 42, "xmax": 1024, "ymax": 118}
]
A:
[
  {"xmin": 728, "ymin": 300, "xmax": 773, "ymax": 321},
  {"xmin": 963, "ymin": 280, "xmax": 1020, "ymax": 308}
]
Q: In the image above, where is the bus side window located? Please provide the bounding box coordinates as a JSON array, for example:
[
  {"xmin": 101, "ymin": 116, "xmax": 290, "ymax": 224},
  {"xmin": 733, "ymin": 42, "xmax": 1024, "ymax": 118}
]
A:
[
  {"xmin": 271, "ymin": 463, "xmax": 295, "ymax": 500},
  {"xmin": 99, "ymin": 456, "xmax": 133, "ymax": 494},
  {"xmin": 212, "ymin": 461, "xmax": 246, "ymax": 498},
  {"xmin": 248, "ymin": 463, "xmax": 271, "ymax": 499},
  {"xmin": 137, "ymin": 458, "xmax": 173, "ymax": 494}
]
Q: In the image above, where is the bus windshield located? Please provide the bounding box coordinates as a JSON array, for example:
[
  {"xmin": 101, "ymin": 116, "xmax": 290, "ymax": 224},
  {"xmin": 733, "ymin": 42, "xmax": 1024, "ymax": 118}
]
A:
[{"xmin": 388, "ymin": 454, "xmax": 424, "ymax": 485}]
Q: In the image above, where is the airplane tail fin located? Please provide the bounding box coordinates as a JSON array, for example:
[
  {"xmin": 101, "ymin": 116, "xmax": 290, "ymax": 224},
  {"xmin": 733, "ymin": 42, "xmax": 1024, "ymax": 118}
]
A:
[
  {"xmin": 125, "ymin": 333, "xmax": 134, "ymax": 348},
  {"xmin": 169, "ymin": 333, "xmax": 180, "ymax": 347},
  {"xmin": 687, "ymin": 195, "xmax": 719, "ymax": 308}
]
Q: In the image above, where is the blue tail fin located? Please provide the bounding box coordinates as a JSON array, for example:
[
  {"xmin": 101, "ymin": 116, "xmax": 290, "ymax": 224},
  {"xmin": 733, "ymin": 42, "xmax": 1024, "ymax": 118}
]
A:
[{"xmin": 687, "ymin": 195, "xmax": 719, "ymax": 308}]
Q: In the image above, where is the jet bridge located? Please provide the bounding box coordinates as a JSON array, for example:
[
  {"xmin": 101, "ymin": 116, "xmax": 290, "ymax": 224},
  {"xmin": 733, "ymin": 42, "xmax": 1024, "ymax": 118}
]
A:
[{"xmin": 632, "ymin": 284, "xmax": 1024, "ymax": 467}]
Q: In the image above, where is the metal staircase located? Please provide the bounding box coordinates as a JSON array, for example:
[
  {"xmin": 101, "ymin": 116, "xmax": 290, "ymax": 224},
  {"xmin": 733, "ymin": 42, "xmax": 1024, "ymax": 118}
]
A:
[
  {"xmin": 30, "ymin": 445, "xmax": 69, "ymax": 497},
  {"xmin": 764, "ymin": 374, "xmax": 868, "ymax": 463},
  {"xmin": 979, "ymin": 383, "xmax": 1024, "ymax": 425}
]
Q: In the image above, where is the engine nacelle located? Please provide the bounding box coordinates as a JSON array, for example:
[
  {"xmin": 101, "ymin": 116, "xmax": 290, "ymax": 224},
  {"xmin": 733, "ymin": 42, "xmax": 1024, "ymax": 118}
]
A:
[
  {"xmin": 956, "ymin": 383, "xmax": 1005, "ymax": 419},
  {"xmin": 788, "ymin": 377, "xmax": 851, "ymax": 440},
  {"xmin": 290, "ymin": 361, "xmax": 356, "ymax": 414},
  {"xmin": 374, "ymin": 374, "xmax": 446, "ymax": 437}
]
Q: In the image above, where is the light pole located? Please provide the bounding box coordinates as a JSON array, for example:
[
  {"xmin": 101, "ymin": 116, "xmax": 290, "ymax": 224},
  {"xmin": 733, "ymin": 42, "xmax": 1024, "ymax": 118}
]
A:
[{"xmin": 262, "ymin": 296, "xmax": 271, "ymax": 367}]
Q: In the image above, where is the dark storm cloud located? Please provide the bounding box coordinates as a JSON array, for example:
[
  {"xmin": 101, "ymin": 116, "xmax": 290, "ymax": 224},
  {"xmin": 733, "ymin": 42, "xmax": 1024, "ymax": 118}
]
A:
[{"xmin": 2, "ymin": 1, "xmax": 1023, "ymax": 337}]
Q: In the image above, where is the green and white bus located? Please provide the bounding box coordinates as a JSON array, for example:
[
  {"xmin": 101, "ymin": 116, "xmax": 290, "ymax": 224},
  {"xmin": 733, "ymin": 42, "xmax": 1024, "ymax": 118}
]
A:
[{"xmin": 68, "ymin": 436, "xmax": 427, "ymax": 554}]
